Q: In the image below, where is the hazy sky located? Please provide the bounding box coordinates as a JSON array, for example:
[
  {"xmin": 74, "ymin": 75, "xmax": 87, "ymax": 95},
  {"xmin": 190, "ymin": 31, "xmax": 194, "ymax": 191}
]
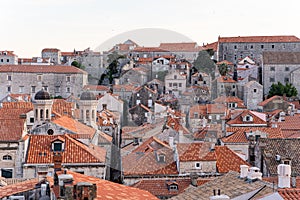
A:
[{"xmin": 1, "ymin": 0, "xmax": 300, "ymax": 57}]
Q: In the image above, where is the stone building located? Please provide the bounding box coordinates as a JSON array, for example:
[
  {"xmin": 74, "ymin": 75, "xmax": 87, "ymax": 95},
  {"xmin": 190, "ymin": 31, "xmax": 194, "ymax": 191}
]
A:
[
  {"xmin": 118, "ymin": 67, "xmax": 150, "ymax": 86},
  {"xmin": 243, "ymin": 81, "xmax": 263, "ymax": 110},
  {"xmin": 212, "ymin": 76, "xmax": 237, "ymax": 99},
  {"xmin": 0, "ymin": 65, "xmax": 88, "ymax": 100},
  {"xmin": 165, "ymin": 70, "xmax": 187, "ymax": 97},
  {"xmin": 41, "ymin": 48, "xmax": 62, "ymax": 64},
  {"xmin": 262, "ymin": 52, "xmax": 300, "ymax": 97},
  {"xmin": 159, "ymin": 42, "xmax": 202, "ymax": 62},
  {"xmin": 217, "ymin": 35, "xmax": 300, "ymax": 64},
  {"xmin": 0, "ymin": 51, "xmax": 18, "ymax": 65}
]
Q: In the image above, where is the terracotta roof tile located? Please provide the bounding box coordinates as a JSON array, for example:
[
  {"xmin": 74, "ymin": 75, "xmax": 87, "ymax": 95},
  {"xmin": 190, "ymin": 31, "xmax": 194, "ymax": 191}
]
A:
[
  {"xmin": 176, "ymin": 143, "xmax": 216, "ymax": 161},
  {"xmin": 202, "ymin": 42, "xmax": 218, "ymax": 51},
  {"xmin": 0, "ymin": 65, "xmax": 87, "ymax": 74},
  {"xmin": 83, "ymin": 84, "xmax": 110, "ymax": 91},
  {"xmin": 132, "ymin": 47, "xmax": 169, "ymax": 52},
  {"xmin": 226, "ymin": 110, "xmax": 267, "ymax": 125},
  {"xmin": 47, "ymin": 170, "xmax": 158, "ymax": 200},
  {"xmin": 0, "ymin": 178, "xmax": 38, "ymax": 198},
  {"xmin": 278, "ymin": 188, "xmax": 300, "ymax": 199},
  {"xmin": 26, "ymin": 134, "xmax": 106, "ymax": 164},
  {"xmin": 218, "ymin": 35, "xmax": 300, "ymax": 43},
  {"xmin": 217, "ymin": 76, "xmax": 236, "ymax": 83},
  {"xmin": 159, "ymin": 42, "xmax": 202, "ymax": 52},
  {"xmin": 215, "ymin": 146, "xmax": 250, "ymax": 173}
]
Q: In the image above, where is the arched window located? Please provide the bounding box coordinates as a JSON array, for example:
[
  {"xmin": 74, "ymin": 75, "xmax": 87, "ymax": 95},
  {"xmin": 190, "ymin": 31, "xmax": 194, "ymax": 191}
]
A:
[
  {"xmin": 40, "ymin": 109, "xmax": 44, "ymax": 120},
  {"xmin": 3, "ymin": 155, "xmax": 12, "ymax": 160}
]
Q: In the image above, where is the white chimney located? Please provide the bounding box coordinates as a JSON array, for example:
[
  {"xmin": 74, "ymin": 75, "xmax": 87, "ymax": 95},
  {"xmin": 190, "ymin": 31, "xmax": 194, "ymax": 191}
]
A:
[
  {"xmin": 169, "ymin": 136, "xmax": 174, "ymax": 149},
  {"xmin": 240, "ymin": 165, "xmax": 249, "ymax": 178},
  {"xmin": 210, "ymin": 195, "xmax": 230, "ymax": 200},
  {"xmin": 247, "ymin": 167, "xmax": 262, "ymax": 180},
  {"xmin": 278, "ymin": 164, "xmax": 291, "ymax": 188}
]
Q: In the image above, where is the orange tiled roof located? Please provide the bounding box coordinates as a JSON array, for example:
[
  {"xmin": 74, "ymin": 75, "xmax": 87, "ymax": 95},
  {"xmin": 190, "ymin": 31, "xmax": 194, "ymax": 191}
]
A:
[
  {"xmin": 83, "ymin": 84, "xmax": 110, "ymax": 91},
  {"xmin": 278, "ymin": 188, "xmax": 300, "ymax": 199},
  {"xmin": 26, "ymin": 134, "xmax": 106, "ymax": 164},
  {"xmin": 216, "ymin": 60, "xmax": 234, "ymax": 66},
  {"xmin": 131, "ymin": 178, "xmax": 210, "ymax": 198},
  {"xmin": 218, "ymin": 35, "xmax": 300, "ymax": 43},
  {"xmin": 0, "ymin": 65, "xmax": 87, "ymax": 74},
  {"xmin": 0, "ymin": 178, "xmax": 38, "ymax": 198},
  {"xmin": 215, "ymin": 146, "xmax": 250, "ymax": 173},
  {"xmin": 222, "ymin": 127, "xmax": 283, "ymax": 144},
  {"xmin": 258, "ymin": 95, "xmax": 285, "ymax": 106},
  {"xmin": 132, "ymin": 47, "xmax": 169, "ymax": 52},
  {"xmin": 213, "ymin": 96, "xmax": 246, "ymax": 109},
  {"xmin": 177, "ymin": 143, "xmax": 216, "ymax": 161},
  {"xmin": 0, "ymin": 51, "xmax": 17, "ymax": 56},
  {"xmin": 113, "ymin": 84, "xmax": 137, "ymax": 92},
  {"xmin": 226, "ymin": 110, "xmax": 267, "ymax": 125},
  {"xmin": 207, "ymin": 104, "xmax": 227, "ymax": 114},
  {"xmin": 42, "ymin": 48, "xmax": 60, "ymax": 53},
  {"xmin": 277, "ymin": 115, "xmax": 300, "ymax": 131},
  {"xmin": 217, "ymin": 76, "xmax": 236, "ymax": 83},
  {"xmin": 189, "ymin": 104, "xmax": 207, "ymax": 118},
  {"xmin": 48, "ymin": 170, "xmax": 158, "ymax": 200},
  {"xmin": 202, "ymin": 42, "xmax": 218, "ymax": 51},
  {"xmin": 52, "ymin": 116, "xmax": 96, "ymax": 138},
  {"xmin": 159, "ymin": 42, "xmax": 202, "ymax": 52}
]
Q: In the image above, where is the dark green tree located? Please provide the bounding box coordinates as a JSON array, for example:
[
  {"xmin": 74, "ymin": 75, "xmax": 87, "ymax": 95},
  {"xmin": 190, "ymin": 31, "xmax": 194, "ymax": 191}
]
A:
[
  {"xmin": 71, "ymin": 60, "xmax": 85, "ymax": 70},
  {"xmin": 193, "ymin": 50, "xmax": 216, "ymax": 78},
  {"xmin": 218, "ymin": 63, "xmax": 229, "ymax": 76},
  {"xmin": 268, "ymin": 82, "xmax": 298, "ymax": 98}
]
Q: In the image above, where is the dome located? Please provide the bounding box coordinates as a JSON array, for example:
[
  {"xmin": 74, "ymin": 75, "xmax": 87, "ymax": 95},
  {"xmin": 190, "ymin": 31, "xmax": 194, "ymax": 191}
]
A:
[
  {"xmin": 35, "ymin": 89, "xmax": 51, "ymax": 100},
  {"xmin": 80, "ymin": 91, "xmax": 96, "ymax": 100}
]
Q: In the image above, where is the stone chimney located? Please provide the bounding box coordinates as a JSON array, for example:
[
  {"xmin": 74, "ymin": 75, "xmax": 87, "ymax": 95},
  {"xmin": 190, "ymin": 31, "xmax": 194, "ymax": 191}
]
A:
[
  {"xmin": 278, "ymin": 164, "xmax": 291, "ymax": 188},
  {"xmin": 240, "ymin": 165, "xmax": 249, "ymax": 178}
]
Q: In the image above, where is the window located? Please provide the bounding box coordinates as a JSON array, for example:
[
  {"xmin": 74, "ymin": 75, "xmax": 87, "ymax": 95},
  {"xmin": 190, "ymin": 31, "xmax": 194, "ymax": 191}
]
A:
[
  {"xmin": 31, "ymin": 86, "xmax": 36, "ymax": 93},
  {"xmin": 272, "ymin": 44, "xmax": 275, "ymax": 49},
  {"xmin": 285, "ymin": 67, "xmax": 289, "ymax": 71},
  {"xmin": 194, "ymin": 112, "xmax": 199, "ymax": 118},
  {"xmin": 1, "ymin": 169, "xmax": 12, "ymax": 178},
  {"xmin": 7, "ymin": 86, "xmax": 11, "ymax": 92},
  {"xmin": 173, "ymin": 83, "xmax": 178, "ymax": 87},
  {"xmin": 179, "ymin": 83, "xmax": 182, "ymax": 87},
  {"xmin": 285, "ymin": 77, "xmax": 289, "ymax": 82},
  {"xmin": 216, "ymin": 115, "xmax": 220, "ymax": 120},
  {"xmin": 195, "ymin": 162, "xmax": 201, "ymax": 169},
  {"xmin": 250, "ymin": 45, "xmax": 253, "ymax": 49},
  {"xmin": 270, "ymin": 67, "xmax": 275, "ymax": 71},
  {"xmin": 244, "ymin": 45, "xmax": 247, "ymax": 50},
  {"xmin": 30, "ymin": 117, "xmax": 34, "ymax": 123},
  {"xmin": 224, "ymin": 54, "xmax": 226, "ymax": 60},
  {"xmin": 3, "ymin": 155, "xmax": 12, "ymax": 160},
  {"xmin": 234, "ymin": 45, "xmax": 237, "ymax": 49},
  {"xmin": 261, "ymin": 45, "xmax": 264, "ymax": 49},
  {"xmin": 169, "ymin": 185, "xmax": 178, "ymax": 191},
  {"xmin": 55, "ymin": 86, "xmax": 60, "ymax": 93},
  {"xmin": 234, "ymin": 55, "xmax": 237, "ymax": 60},
  {"xmin": 169, "ymin": 83, "xmax": 172, "ymax": 87},
  {"xmin": 19, "ymin": 86, "xmax": 24, "ymax": 93},
  {"xmin": 254, "ymin": 89, "xmax": 257, "ymax": 93},
  {"xmin": 6, "ymin": 59, "xmax": 9, "ymax": 62},
  {"xmin": 270, "ymin": 77, "xmax": 275, "ymax": 82},
  {"xmin": 174, "ymin": 75, "xmax": 177, "ymax": 79},
  {"xmin": 66, "ymin": 76, "xmax": 71, "ymax": 82},
  {"xmin": 283, "ymin": 44, "xmax": 286, "ymax": 49},
  {"xmin": 158, "ymin": 154, "xmax": 165, "ymax": 163},
  {"xmin": 53, "ymin": 143, "xmax": 63, "ymax": 152},
  {"xmin": 37, "ymin": 75, "xmax": 42, "ymax": 81},
  {"xmin": 232, "ymin": 85, "xmax": 236, "ymax": 89},
  {"xmin": 7, "ymin": 75, "xmax": 11, "ymax": 81},
  {"xmin": 43, "ymin": 86, "xmax": 48, "ymax": 91},
  {"xmin": 66, "ymin": 87, "xmax": 70, "ymax": 93}
]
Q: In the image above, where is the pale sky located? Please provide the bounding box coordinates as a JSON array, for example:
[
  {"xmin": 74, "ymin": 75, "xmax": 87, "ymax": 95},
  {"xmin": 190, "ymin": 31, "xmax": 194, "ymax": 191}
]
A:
[{"xmin": 1, "ymin": 0, "xmax": 300, "ymax": 57}]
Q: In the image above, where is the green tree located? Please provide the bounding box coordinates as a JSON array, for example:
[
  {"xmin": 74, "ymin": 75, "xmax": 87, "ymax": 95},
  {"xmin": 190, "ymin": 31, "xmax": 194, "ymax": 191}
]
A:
[
  {"xmin": 71, "ymin": 61, "xmax": 85, "ymax": 70},
  {"xmin": 193, "ymin": 50, "xmax": 216, "ymax": 78},
  {"xmin": 218, "ymin": 63, "xmax": 229, "ymax": 76},
  {"xmin": 268, "ymin": 82, "xmax": 298, "ymax": 98}
]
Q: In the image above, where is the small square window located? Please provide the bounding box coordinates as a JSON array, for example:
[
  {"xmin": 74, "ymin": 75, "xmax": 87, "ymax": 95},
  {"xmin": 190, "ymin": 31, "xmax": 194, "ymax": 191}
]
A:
[
  {"xmin": 285, "ymin": 78, "xmax": 289, "ymax": 82},
  {"xmin": 53, "ymin": 143, "xmax": 62, "ymax": 152},
  {"xmin": 7, "ymin": 86, "xmax": 11, "ymax": 92},
  {"xmin": 7, "ymin": 75, "xmax": 11, "ymax": 81},
  {"xmin": 250, "ymin": 45, "xmax": 253, "ymax": 49},
  {"xmin": 234, "ymin": 45, "xmax": 237, "ymax": 49},
  {"xmin": 270, "ymin": 67, "xmax": 275, "ymax": 71},
  {"xmin": 6, "ymin": 59, "xmax": 9, "ymax": 62},
  {"xmin": 285, "ymin": 67, "xmax": 289, "ymax": 71},
  {"xmin": 31, "ymin": 86, "xmax": 36, "ymax": 93},
  {"xmin": 169, "ymin": 83, "xmax": 172, "ymax": 87},
  {"xmin": 30, "ymin": 117, "xmax": 34, "ymax": 123},
  {"xmin": 261, "ymin": 45, "xmax": 264, "ymax": 49},
  {"xmin": 272, "ymin": 44, "xmax": 275, "ymax": 49},
  {"xmin": 19, "ymin": 86, "xmax": 24, "ymax": 93},
  {"xmin": 66, "ymin": 76, "xmax": 71, "ymax": 82},
  {"xmin": 66, "ymin": 87, "xmax": 70, "ymax": 93},
  {"xmin": 270, "ymin": 77, "xmax": 275, "ymax": 82},
  {"xmin": 254, "ymin": 89, "xmax": 257, "ymax": 93},
  {"xmin": 37, "ymin": 75, "xmax": 42, "ymax": 82},
  {"xmin": 195, "ymin": 162, "xmax": 201, "ymax": 169}
]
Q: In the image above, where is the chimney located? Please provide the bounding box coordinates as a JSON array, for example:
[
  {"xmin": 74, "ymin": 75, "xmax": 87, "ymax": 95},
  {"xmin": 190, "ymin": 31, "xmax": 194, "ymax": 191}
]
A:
[
  {"xmin": 53, "ymin": 152, "xmax": 62, "ymax": 171},
  {"xmin": 190, "ymin": 172, "xmax": 198, "ymax": 187},
  {"xmin": 247, "ymin": 167, "xmax": 262, "ymax": 180},
  {"xmin": 209, "ymin": 189, "xmax": 230, "ymax": 200},
  {"xmin": 292, "ymin": 174, "xmax": 297, "ymax": 188},
  {"xmin": 240, "ymin": 165, "xmax": 249, "ymax": 178},
  {"xmin": 278, "ymin": 164, "xmax": 291, "ymax": 188},
  {"xmin": 74, "ymin": 182, "xmax": 97, "ymax": 200}
]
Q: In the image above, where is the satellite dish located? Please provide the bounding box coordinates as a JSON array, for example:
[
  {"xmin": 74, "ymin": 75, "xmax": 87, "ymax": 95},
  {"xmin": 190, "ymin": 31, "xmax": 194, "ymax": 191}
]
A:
[{"xmin": 47, "ymin": 129, "xmax": 54, "ymax": 135}]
